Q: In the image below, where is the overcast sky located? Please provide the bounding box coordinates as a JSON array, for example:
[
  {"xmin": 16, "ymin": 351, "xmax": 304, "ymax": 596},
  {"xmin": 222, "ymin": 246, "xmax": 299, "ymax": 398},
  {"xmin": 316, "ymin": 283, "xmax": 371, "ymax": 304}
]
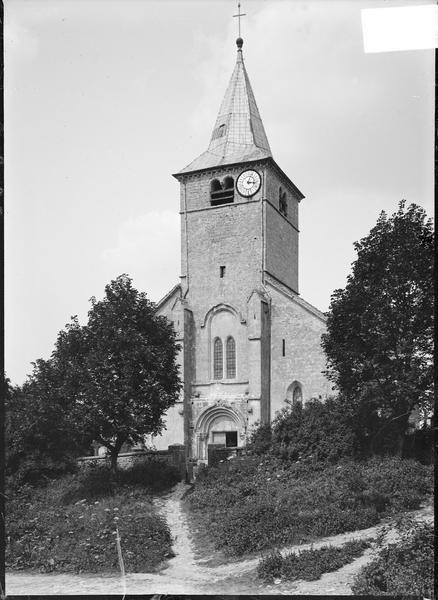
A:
[{"xmin": 5, "ymin": 0, "xmax": 434, "ymax": 385}]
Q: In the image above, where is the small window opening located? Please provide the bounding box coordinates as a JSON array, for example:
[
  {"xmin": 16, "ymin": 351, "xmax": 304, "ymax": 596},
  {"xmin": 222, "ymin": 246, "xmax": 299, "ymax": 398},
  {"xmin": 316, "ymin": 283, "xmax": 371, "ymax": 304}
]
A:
[
  {"xmin": 279, "ymin": 188, "xmax": 288, "ymax": 216},
  {"xmin": 220, "ymin": 266, "xmax": 226, "ymax": 278},
  {"xmin": 210, "ymin": 176, "xmax": 234, "ymax": 206},
  {"xmin": 282, "ymin": 339, "xmax": 285, "ymax": 356},
  {"xmin": 212, "ymin": 123, "xmax": 226, "ymax": 140}
]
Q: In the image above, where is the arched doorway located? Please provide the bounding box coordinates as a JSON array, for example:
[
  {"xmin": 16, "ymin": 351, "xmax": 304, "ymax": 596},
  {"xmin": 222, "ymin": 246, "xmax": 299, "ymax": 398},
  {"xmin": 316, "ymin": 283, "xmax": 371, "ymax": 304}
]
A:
[{"xmin": 194, "ymin": 405, "xmax": 246, "ymax": 462}]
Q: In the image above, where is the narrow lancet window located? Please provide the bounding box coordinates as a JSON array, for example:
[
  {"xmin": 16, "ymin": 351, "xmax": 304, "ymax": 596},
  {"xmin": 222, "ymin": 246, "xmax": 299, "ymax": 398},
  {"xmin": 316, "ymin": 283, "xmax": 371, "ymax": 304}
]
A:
[
  {"xmin": 213, "ymin": 337, "xmax": 223, "ymax": 380},
  {"xmin": 226, "ymin": 336, "xmax": 236, "ymax": 379}
]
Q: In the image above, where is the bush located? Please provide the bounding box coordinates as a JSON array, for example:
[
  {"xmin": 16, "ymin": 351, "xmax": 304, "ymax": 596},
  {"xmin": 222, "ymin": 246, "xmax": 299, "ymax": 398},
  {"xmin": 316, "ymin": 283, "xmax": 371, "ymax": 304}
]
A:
[
  {"xmin": 251, "ymin": 395, "xmax": 432, "ymax": 464},
  {"xmin": 119, "ymin": 460, "xmax": 180, "ymax": 491},
  {"xmin": 6, "ymin": 453, "xmax": 79, "ymax": 490},
  {"xmin": 351, "ymin": 517, "xmax": 433, "ymax": 596},
  {"xmin": 58, "ymin": 460, "xmax": 180, "ymax": 504},
  {"xmin": 248, "ymin": 422, "xmax": 272, "ymax": 455},
  {"xmin": 258, "ymin": 539, "xmax": 371, "ymax": 582},
  {"xmin": 267, "ymin": 397, "xmax": 360, "ymax": 463},
  {"xmin": 187, "ymin": 456, "xmax": 432, "ymax": 556},
  {"xmin": 6, "ymin": 472, "xmax": 174, "ymax": 573}
]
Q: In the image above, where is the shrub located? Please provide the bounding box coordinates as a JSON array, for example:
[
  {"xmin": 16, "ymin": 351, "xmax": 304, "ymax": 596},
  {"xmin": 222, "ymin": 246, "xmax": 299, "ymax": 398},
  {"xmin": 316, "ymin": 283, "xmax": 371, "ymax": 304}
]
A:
[
  {"xmin": 258, "ymin": 539, "xmax": 371, "ymax": 582},
  {"xmin": 247, "ymin": 422, "xmax": 272, "ymax": 455},
  {"xmin": 351, "ymin": 518, "xmax": 433, "ymax": 596},
  {"xmin": 270, "ymin": 397, "xmax": 360, "ymax": 463},
  {"xmin": 6, "ymin": 453, "xmax": 79, "ymax": 490},
  {"xmin": 187, "ymin": 456, "xmax": 432, "ymax": 556},
  {"xmin": 57, "ymin": 460, "xmax": 180, "ymax": 505},
  {"xmin": 119, "ymin": 460, "xmax": 180, "ymax": 491}
]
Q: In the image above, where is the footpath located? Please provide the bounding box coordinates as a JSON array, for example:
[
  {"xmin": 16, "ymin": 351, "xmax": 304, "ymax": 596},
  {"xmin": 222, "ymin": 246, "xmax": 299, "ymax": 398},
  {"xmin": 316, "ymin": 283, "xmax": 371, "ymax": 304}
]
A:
[{"xmin": 5, "ymin": 484, "xmax": 433, "ymax": 596}]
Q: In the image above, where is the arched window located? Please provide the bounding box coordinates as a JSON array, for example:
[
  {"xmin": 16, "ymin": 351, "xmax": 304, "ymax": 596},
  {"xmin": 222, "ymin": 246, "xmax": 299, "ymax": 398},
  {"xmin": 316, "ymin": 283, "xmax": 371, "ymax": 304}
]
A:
[
  {"xmin": 226, "ymin": 336, "xmax": 236, "ymax": 379},
  {"xmin": 213, "ymin": 337, "xmax": 223, "ymax": 380},
  {"xmin": 286, "ymin": 381, "xmax": 303, "ymax": 405}
]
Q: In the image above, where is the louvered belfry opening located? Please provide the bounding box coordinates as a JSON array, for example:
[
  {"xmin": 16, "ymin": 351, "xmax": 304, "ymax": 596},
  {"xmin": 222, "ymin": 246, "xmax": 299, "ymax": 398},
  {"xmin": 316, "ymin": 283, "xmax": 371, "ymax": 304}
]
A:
[{"xmin": 210, "ymin": 176, "xmax": 235, "ymax": 206}]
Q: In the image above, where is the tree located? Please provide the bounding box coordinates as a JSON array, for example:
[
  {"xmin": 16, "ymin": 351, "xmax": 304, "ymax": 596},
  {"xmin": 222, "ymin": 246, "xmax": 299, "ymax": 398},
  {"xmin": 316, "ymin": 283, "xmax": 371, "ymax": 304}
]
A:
[
  {"xmin": 53, "ymin": 274, "xmax": 182, "ymax": 473},
  {"xmin": 5, "ymin": 373, "xmax": 86, "ymax": 485},
  {"xmin": 322, "ymin": 202, "xmax": 433, "ymax": 454}
]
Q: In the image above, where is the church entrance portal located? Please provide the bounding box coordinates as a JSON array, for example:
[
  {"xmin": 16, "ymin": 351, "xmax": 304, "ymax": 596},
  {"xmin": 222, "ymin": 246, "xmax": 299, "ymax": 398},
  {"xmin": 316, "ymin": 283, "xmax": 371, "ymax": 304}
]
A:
[{"xmin": 194, "ymin": 405, "xmax": 246, "ymax": 462}]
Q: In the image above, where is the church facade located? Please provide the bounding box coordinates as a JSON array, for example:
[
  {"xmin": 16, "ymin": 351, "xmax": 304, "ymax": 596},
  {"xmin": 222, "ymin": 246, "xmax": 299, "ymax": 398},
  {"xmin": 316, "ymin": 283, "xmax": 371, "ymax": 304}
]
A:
[{"xmin": 153, "ymin": 37, "xmax": 331, "ymax": 463}]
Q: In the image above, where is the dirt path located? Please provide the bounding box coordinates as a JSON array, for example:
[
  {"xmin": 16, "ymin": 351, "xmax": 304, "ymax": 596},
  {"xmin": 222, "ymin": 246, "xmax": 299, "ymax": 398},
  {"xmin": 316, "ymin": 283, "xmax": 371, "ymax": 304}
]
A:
[{"xmin": 5, "ymin": 485, "xmax": 433, "ymax": 596}]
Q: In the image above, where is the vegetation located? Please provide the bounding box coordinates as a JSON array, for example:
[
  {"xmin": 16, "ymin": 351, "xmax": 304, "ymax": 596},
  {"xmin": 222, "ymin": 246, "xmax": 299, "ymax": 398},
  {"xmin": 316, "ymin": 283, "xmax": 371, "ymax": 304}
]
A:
[
  {"xmin": 6, "ymin": 461, "xmax": 180, "ymax": 573},
  {"xmin": 322, "ymin": 202, "xmax": 433, "ymax": 454},
  {"xmin": 249, "ymin": 396, "xmax": 360, "ymax": 462},
  {"xmin": 11, "ymin": 275, "xmax": 181, "ymax": 475},
  {"xmin": 351, "ymin": 517, "xmax": 434, "ymax": 596},
  {"xmin": 186, "ymin": 455, "xmax": 432, "ymax": 557},
  {"xmin": 5, "ymin": 376, "xmax": 87, "ymax": 486},
  {"xmin": 258, "ymin": 539, "xmax": 371, "ymax": 583}
]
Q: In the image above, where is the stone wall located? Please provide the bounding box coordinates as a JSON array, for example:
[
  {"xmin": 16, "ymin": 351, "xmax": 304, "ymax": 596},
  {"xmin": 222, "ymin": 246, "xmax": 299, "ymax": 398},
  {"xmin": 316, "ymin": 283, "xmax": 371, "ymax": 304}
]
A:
[
  {"xmin": 77, "ymin": 450, "xmax": 169, "ymax": 470},
  {"xmin": 77, "ymin": 445, "xmax": 187, "ymax": 480},
  {"xmin": 267, "ymin": 280, "xmax": 331, "ymax": 418}
]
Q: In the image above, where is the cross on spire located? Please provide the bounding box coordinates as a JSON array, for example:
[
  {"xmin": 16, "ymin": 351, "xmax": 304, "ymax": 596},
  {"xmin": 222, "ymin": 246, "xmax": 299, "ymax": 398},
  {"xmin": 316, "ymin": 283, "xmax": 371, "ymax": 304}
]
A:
[{"xmin": 233, "ymin": 2, "xmax": 246, "ymax": 38}]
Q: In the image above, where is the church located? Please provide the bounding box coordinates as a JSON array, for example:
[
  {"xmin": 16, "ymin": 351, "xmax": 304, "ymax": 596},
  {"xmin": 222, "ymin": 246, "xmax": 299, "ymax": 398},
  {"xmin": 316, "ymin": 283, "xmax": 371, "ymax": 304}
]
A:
[{"xmin": 152, "ymin": 35, "xmax": 331, "ymax": 464}]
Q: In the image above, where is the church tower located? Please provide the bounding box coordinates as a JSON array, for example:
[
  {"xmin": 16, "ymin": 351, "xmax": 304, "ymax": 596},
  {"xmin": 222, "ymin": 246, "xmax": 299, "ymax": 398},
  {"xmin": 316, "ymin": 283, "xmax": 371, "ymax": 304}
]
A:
[
  {"xmin": 156, "ymin": 35, "xmax": 330, "ymax": 465},
  {"xmin": 175, "ymin": 37, "xmax": 303, "ymax": 301}
]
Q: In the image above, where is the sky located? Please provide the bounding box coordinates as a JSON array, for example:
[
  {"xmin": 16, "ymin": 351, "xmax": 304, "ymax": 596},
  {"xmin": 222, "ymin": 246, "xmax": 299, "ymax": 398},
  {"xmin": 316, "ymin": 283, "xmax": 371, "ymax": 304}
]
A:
[{"xmin": 5, "ymin": 0, "xmax": 435, "ymax": 385}]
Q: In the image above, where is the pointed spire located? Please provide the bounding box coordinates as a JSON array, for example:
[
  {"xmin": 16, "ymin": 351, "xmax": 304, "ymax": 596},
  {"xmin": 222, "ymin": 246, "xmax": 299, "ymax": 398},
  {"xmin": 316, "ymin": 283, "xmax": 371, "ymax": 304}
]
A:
[{"xmin": 178, "ymin": 38, "xmax": 272, "ymax": 174}]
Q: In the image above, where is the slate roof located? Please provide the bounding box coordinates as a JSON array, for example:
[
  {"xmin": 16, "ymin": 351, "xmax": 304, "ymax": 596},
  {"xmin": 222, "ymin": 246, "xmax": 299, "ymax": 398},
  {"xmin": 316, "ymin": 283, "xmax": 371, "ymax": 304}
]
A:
[{"xmin": 178, "ymin": 40, "xmax": 272, "ymax": 175}]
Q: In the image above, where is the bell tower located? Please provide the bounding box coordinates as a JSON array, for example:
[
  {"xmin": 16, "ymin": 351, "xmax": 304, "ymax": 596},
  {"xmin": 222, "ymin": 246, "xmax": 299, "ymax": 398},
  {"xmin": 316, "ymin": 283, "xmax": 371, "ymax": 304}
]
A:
[
  {"xmin": 170, "ymin": 34, "xmax": 305, "ymax": 461},
  {"xmin": 173, "ymin": 37, "xmax": 304, "ymax": 309}
]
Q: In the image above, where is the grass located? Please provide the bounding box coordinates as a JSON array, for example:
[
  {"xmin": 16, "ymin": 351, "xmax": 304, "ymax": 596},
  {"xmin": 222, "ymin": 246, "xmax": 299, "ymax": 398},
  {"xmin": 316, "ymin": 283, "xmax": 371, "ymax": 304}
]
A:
[
  {"xmin": 6, "ymin": 461, "xmax": 180, "ymax": 573},
  {"xmin": 257, "ymin": 539, "xmax": 372, "ymax": 582},
  {"xmin": 186, "ymin": 456, "xmax": 432, "ymax": 557}
]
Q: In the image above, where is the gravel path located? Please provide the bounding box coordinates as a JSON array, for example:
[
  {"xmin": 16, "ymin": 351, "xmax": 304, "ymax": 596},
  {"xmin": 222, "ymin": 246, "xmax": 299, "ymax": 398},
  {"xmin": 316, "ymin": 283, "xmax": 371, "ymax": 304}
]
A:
[{"xmin": 6, "ymin": 486, "xmax": 433, "ymax": 596}]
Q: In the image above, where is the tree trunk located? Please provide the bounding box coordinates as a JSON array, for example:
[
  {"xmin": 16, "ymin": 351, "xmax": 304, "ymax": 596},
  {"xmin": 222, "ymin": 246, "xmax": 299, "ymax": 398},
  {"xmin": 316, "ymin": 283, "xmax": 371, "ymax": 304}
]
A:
[
  {"xmin": 110, "ymin": 449, "xmax": 119, "ymax": 476},
  {"xmin": 109, "ymin": 436, "xmax": 126, "ymax": 479},
  {"xmin": 396, "ymin": 432, "xmax": 404, "ymax": 457}
]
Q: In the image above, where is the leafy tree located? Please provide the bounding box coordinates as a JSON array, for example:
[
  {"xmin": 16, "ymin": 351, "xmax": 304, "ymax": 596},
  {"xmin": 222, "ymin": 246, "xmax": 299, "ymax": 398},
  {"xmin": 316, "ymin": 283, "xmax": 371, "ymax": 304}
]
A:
[
  {"xmin": 31, "ymin": 274, "xmax": 182, "ymax": 474},
  {"xmin": 5, "ymin": 373, "xmax": 85, "ymax": 486},
  {"xmin": 322, "ymin": 202, "xmax": 433, "ymax": 454}
]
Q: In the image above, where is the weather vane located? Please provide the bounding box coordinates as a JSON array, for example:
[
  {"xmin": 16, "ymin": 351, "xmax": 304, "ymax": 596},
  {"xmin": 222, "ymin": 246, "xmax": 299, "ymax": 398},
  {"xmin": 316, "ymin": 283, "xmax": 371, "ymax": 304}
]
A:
[{"xmin": 233, "ymin": 2, "xmax": 246, "ymax": 38}]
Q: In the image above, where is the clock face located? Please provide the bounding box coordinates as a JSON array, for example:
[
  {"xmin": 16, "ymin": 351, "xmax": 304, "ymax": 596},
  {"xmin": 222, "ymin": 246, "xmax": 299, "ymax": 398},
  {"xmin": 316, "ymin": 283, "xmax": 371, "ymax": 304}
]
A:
[{"xmin": 236, "ymin": 169, "xmax": 261, "ymax": 197}]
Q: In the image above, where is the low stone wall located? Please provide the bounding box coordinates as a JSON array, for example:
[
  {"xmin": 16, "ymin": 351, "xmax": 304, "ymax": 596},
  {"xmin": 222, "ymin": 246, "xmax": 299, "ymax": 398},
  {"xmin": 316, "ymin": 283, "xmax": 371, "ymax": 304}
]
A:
[{"xmin": 77, "ymin": 444, "xmax": 187, "ymax": 479}]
